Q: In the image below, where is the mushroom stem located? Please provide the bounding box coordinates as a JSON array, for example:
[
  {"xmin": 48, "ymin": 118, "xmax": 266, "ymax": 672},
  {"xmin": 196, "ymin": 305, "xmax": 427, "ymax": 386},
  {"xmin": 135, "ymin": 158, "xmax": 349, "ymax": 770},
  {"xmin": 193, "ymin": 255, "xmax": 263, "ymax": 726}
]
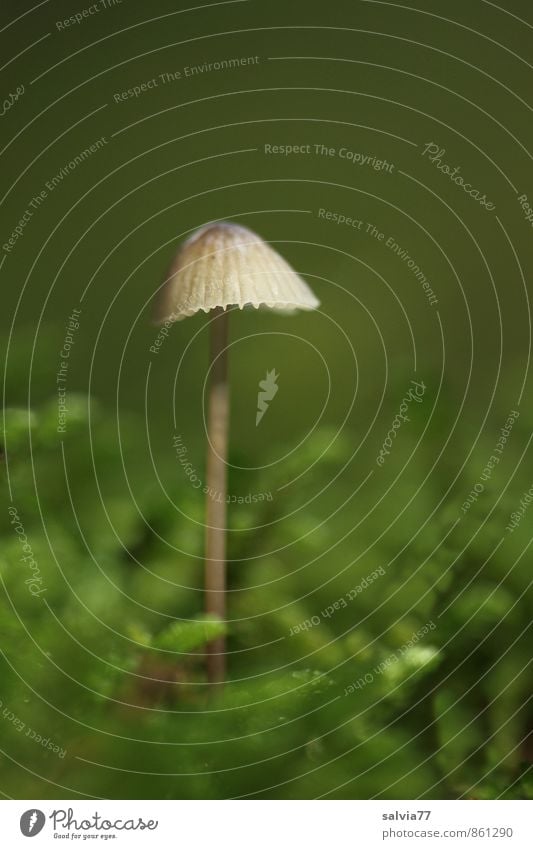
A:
[{"xmin": 205, "ymin": 307, "xmax": 229, "ymax": 685}]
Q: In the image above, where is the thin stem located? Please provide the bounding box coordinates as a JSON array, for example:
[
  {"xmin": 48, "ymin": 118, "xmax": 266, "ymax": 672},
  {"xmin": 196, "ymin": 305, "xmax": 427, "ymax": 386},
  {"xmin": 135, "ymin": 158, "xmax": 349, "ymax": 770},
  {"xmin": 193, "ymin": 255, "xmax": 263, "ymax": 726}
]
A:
[{"xmin": 205, "ymin": 307, "xmax": 229, "ymax": 685}]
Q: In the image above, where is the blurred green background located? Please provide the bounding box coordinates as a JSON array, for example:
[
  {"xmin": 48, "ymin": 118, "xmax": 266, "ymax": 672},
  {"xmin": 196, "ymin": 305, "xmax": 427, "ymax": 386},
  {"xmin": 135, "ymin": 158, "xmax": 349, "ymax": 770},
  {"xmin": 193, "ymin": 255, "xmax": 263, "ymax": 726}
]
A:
[{"xmin": 1, "ymin": 0, "xmax": 532, "ymax": 799}]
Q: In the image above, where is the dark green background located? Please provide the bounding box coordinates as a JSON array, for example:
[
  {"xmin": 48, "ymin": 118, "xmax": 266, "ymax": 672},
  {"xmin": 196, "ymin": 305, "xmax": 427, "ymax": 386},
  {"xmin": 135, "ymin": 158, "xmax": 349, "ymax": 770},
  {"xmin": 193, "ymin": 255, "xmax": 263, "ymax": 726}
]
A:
[{"xmin": 3, "ymin": 0, "xmax": 531, "ymax": 442}]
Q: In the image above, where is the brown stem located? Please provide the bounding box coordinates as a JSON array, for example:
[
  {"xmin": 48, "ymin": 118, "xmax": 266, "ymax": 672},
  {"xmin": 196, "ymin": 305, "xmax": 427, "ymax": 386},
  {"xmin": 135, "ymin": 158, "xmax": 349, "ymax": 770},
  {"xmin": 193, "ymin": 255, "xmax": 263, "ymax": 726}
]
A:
[{"xmin": 205, "ymin": 307, "xmax": 229, "ymax": 685}]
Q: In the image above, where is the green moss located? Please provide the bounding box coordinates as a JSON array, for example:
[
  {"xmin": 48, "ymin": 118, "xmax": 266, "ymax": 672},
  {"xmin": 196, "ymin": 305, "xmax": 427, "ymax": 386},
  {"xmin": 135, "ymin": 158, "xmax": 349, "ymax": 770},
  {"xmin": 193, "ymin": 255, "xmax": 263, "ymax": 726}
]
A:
[{"xmin": 0, "ymin": 393, "xmax": 531, "ymax": 800}]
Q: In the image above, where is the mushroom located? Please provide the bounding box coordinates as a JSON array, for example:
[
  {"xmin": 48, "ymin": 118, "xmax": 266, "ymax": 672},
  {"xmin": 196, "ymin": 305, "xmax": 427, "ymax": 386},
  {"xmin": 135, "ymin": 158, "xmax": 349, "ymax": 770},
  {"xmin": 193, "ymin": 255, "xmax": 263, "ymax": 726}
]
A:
[{"xmin": 154, "ymin": 221, "xmax": 319, "ymax": 684}]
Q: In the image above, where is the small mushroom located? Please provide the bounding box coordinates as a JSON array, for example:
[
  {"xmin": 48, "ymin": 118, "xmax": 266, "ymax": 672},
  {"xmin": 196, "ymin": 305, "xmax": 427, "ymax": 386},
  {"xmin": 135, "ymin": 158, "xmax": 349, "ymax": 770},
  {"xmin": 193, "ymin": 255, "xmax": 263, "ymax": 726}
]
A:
[{"xmin": 154, "ymin": 221, "xmax": 319, "ymax": 685}]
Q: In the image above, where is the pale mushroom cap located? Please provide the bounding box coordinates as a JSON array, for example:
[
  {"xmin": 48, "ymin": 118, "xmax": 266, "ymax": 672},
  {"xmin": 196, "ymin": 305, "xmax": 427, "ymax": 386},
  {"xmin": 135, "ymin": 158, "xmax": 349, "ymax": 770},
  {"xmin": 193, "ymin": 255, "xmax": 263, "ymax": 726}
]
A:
[{"xmin": 153, "ymin": 221, "xmax": 320, "ymax": 323}]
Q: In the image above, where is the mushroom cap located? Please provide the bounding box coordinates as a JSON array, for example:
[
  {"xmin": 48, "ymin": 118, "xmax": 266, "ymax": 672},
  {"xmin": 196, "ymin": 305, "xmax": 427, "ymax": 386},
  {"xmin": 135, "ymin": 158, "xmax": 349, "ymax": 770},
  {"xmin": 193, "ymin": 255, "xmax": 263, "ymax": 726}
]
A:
[{"xmin": 153, "ymin": 221, "xmax": 320, "ymax": 323}]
